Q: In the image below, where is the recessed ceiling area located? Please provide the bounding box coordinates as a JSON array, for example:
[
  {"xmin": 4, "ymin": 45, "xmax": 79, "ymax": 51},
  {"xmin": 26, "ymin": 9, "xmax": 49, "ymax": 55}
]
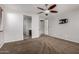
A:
[{"xmin": 4, "ymin": 4, "xmax": 79, "ymax": 19}]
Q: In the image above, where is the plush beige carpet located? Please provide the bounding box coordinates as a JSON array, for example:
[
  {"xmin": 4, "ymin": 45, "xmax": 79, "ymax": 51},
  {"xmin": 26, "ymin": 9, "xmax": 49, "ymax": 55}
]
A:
[{"xmin": 0, "ymin": 35, "xmax": 79, "ymax": 54}]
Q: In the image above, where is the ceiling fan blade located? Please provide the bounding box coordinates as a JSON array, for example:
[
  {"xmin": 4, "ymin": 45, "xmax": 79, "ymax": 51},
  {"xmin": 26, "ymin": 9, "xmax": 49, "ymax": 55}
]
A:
[
  {"xmin": 48, "ymin": 4, "xmax": 56, "ymax": 10},
  {"xmin": 37, "ymin": 7, "xmax": 45, "ymax": 10},
  {"xmin": 50, "ymin": 10, "xmax": 58, "ymax": 13},
  {"xmin": 37, "ymin": 12, "xmax": 44, "ymax": 14}
]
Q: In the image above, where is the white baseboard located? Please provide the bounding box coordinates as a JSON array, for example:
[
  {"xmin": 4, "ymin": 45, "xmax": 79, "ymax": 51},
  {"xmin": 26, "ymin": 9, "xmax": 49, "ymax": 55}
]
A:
[
  {"xmin": 0, "ymin": 42, "xmax": 4, "ymax": 48},
  {"xmin": 48, "ymin": 35, "xmax": 79, "ymax": 43},
  {"xmin": 49, "ymin": 35, "xmax": 65, "ymax": 39},
  {"xmin": 32, "ymin": 35, "xmax": 40, "ymax": 38}
]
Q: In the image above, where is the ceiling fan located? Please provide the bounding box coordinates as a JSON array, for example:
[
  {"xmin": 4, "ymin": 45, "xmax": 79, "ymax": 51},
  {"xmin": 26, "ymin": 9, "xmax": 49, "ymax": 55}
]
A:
[{"xmin": 37, "ymin": 4, "xmax": 58, "ymax": 16}]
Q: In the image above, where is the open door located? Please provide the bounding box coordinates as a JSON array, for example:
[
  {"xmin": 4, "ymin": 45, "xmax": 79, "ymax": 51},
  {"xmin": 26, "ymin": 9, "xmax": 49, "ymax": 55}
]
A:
[{"xmin": 23, "ymin": 15, "xmax": 32, "ymax": 39}]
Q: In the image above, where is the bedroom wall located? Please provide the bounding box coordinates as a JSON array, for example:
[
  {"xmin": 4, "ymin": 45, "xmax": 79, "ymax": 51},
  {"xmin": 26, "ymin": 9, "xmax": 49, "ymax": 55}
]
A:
[
  {"xmin": 32, "ymin": 15, "xmax": 40, "ymax": 38},
  {"xmin": 4, "ymin": 12, "xmax": 23, "ymax": 43},
  {"xmin": 48, "ymin": 9, "xmax": 79, "ymax": 43}
]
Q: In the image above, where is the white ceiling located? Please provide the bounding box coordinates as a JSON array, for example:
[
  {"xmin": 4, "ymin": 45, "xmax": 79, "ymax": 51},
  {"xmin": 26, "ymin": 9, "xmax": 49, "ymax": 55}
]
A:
[{"xmin": 4, "ymin": 4, "xmax": 79, "ymax": 19}]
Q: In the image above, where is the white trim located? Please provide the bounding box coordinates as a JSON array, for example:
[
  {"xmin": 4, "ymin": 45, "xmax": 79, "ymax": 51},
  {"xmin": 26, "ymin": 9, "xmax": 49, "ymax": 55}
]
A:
[
  {"xmin": 49, "ymin": 34, "xmax": 79, "ymax": 43},
  {"xmin": 0, "ymin": 42, "xmax": 4, "ymax": 48}
]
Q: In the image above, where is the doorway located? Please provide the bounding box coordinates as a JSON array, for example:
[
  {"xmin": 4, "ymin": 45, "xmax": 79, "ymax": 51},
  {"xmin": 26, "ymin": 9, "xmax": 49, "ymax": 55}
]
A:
[
  {"xmin": 40, "ymin": 20, "xmax": 45, "ymax": 36},
  {"xmin": 23, "ymin": 15, "xmax": 32, "ymax": 39}
]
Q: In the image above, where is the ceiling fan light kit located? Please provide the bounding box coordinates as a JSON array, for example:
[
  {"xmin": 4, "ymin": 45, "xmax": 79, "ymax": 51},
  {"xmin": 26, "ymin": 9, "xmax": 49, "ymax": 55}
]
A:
[{"xmin": 44, "ymin": 10, "xmax": 50, "ymax": 13}]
